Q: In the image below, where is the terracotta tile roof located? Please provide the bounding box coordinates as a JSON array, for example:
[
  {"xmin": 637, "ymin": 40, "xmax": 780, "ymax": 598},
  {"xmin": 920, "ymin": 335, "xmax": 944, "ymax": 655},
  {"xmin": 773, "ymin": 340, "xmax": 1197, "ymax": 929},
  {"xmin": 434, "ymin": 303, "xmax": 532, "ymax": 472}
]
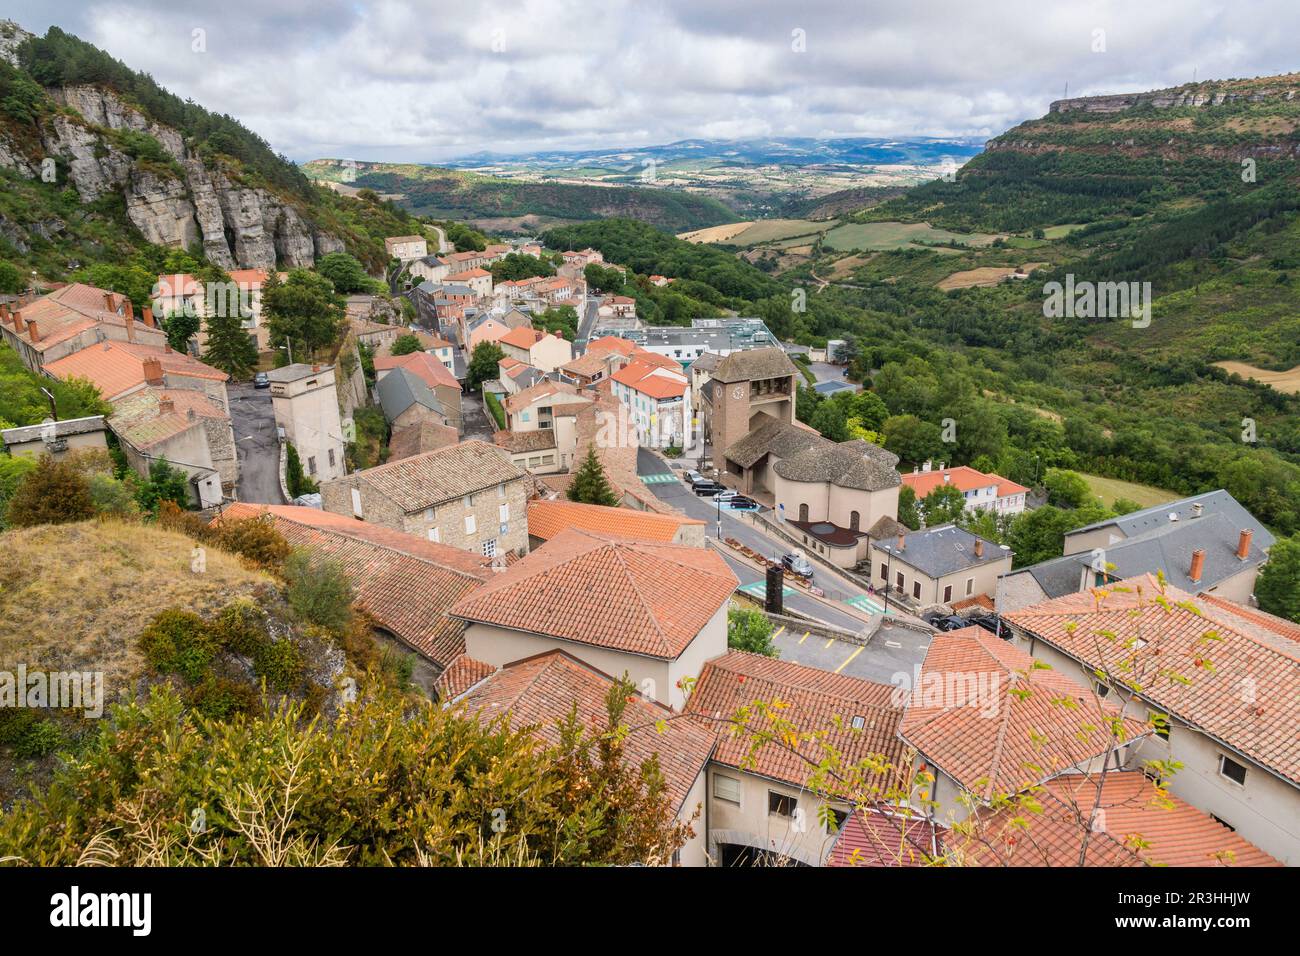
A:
[
  {"xmin": 611, "ymin": 361, "xmax": 687, "ymax": 400},
  {"xmin": 1196, "ymin": 593, "xmax": 1300, "ymax": 649},
  {"xmin": 389, "ymin": 420, "xmax": 460, "ymax": 460},
  {"xmin": 345, "ymin": 439, "xmax": 527, "ymax": 513},
  {"xmin": 433, "ymin": 654, "xmax": 496, "ymax": 699},
  {"xmin": 12, "ymin": 282, "xmax": 148, "ymax": 351},
  {"xmin": 454, "ymin": 649, "xmax": 715, "ymax": 811},
  {"xmin": 958, "ymin": 772, "xmax": 1281, "ymax": 867},
  {"xmin": 446, "ymin": 268, "xmax": 490, "ymax": 280},
  {"xmin": 686, "ymin": 651, "xmax": 906, "ymax": 789},
  {"xmin": 527, "ymin": 499, "xmax": 703, "ymax": 543},
  {"xmin": 499, "ymin": 325, "xmax": 547, "ymax": 350},
  {"xmin": 493, "ymin": 428, "xmax": 557, "ymax": 453},
  {"xmin": 902, "ymin": 465, "xmax": 1024, "ymax": 499},
  {"xmin": 585, "ymin": 335, "xmax": 637, "ymax": 358},
  {"xmin": 226, "ymin": 269, "xmax": 272, "ymax": 288},
  {"xmin": 951, "ymin": 594, "xmax": 995, "ymax": 613},
  {"xmin": 108, "ymin": 387, "xmax": 227, "ymax": 450},
  {"xmin": 1004, "ymin": 575, "xmax": 1300, "ymax": 786},
  {"xmin": 560, "ymin": 352, "xmax": 608, "ymax": 377},
  {"xmin": 374, "ymin": 350, "xmax": 460, "ymax": 391},
  {"xmin": 501, "ymin": 379, "xmax": 590, "ymax": 415},
  {"xmin": 218, "ymin": 504, "xmax": 489, "ymax": 666},
  {"xmin": 46, "ymin": 340, "xmax": 228, "ymax": 399},
  {"xmin": 450, "ymin": 528, "xmax": 736, "ymax": 659},
  {"xmin": 899, "ymin": 628, "xmax": 1149, "ymax": 800},
  {"xmin": 155, "ymin": 273, "xmax": 201, "ymax": 297},
  {"xmin": 826, "ymin": 810, "xmax": 945, "ymax": 867},
  {"xmin": 629, "ymin": 349, "xmax": 681, "ymax": 371}
]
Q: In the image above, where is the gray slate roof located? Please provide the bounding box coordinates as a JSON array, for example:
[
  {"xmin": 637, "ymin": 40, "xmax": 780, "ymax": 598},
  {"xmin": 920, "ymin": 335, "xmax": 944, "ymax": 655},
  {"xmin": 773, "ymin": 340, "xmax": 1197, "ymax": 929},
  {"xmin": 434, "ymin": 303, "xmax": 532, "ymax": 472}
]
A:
[
  {"xmin": 378, "ymin": 367, "xmax": 445, "ymax": 422},
  {"xmin": 2, "ymin": 415, "xmax": 107, "ymax": 444},
  {"xmin": 773, "ymin": 438, "xmax": 901, "ymax": 492},
  {"xmin": 874, "ymin": 524, "xmax": 1011, "ymax": 577},
  {"xmin": 712, "ymin": 347, "xmax": 797, "ymax": 384},
  {"xmin": 1068, "ymin": 489, "xmax": 1275, "ymax": 551},
  {"xmin": 723, "ymin": 416, "xmax": 824, "ymax": 469}
]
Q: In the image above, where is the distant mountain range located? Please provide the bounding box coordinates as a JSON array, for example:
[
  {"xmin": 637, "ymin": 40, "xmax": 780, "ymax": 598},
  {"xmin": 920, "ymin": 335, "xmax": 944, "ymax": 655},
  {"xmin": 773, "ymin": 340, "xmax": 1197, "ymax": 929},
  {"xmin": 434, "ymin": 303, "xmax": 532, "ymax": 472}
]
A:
[{"xmin": 442, "ymin": 136, "xmax": 986, "ymax": 170}]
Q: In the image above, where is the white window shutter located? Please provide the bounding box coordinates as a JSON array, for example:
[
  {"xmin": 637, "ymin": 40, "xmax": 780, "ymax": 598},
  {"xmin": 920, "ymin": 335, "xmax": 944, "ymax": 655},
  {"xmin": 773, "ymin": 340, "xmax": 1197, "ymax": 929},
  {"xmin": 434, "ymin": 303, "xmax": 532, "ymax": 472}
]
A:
[
  {"xmin": 465, "ymin": 514, "xmax": 476, "ymax": 535},
  {"xmin": 499, "ymin": 503, "xmax": 509, "ymax": 522}
]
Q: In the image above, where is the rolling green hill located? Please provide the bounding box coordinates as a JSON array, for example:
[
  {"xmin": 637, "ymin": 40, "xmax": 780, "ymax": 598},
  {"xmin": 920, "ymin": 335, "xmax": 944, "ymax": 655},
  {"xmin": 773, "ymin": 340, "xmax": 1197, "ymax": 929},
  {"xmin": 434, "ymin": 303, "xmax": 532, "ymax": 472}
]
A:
[{"xmin": 303, "ymin": 159, "xmax": 739, "ymax": 233}]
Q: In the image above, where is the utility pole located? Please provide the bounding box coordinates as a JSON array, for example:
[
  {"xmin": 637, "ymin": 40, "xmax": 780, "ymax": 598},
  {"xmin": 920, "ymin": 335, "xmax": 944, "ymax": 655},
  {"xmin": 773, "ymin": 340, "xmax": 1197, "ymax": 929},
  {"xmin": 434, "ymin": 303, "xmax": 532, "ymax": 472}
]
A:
[{"xmin": 39, "ymin": 386, "xmax": 57, "ymax": 422}]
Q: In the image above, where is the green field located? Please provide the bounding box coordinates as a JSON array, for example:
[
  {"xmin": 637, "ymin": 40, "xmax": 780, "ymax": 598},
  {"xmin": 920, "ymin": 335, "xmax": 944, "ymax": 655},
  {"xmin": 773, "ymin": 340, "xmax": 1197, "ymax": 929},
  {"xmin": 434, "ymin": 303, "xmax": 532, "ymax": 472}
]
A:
[
  {"xmin": 728, "ymin": 218, "xmax": 831, "ymax": 247},
  {"xmin": 822, "ymin": 221, "xmax": 1000, "ymax": 252},
  {"xmin": 1079, "ymin": 473, "xmax": 1179, "ymax": 509}
]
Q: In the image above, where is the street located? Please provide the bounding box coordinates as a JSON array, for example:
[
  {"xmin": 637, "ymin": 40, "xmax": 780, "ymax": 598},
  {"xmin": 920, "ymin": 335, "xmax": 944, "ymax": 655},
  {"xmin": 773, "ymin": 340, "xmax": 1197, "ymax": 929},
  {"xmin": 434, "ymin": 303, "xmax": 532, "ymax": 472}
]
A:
[{"xmin": 228, "ymin": 382, "xmax": 284, "ymax": 504}]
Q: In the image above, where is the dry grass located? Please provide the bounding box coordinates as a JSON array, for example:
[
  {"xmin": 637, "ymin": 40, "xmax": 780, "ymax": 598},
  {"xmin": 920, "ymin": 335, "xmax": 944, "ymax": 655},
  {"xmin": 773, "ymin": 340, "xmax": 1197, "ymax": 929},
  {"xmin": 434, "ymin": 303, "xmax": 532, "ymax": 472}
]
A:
[
  {"xmin": 1213, "ymin": 361, "xmax": 1300, "ymax": 394},
  {"xmin": 0, "ymin": 519, "xmax": 273, "ymax": 700},
  {"xmin": 936, "ymin": 263, "xmax": 1048, "ymax": 290},
  {"xmin": 677, "ymin": 221, "xmax": 754, "ymax": 243}
]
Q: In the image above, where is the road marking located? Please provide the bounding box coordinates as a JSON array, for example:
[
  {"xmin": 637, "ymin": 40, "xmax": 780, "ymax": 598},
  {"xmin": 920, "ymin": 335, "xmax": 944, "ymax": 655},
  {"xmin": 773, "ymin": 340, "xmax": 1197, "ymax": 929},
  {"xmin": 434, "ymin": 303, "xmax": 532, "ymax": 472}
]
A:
[
  {"xmin": 845, "ymin": 594, "xmax": 887, "ymax": 614},
  {"xmin": 772, "ymin": 626, "xmax": 785, "ymax": 638},
  {"xmin": 834, "ymin": 646, "xmax": 864, "ymax": 674},
  {"xmin": 884, "ymin": 640, "xmax": 901, "ymax": 648},
  {"xmin": 824, "ymin": 637, "xmax": 835, "ymax": 649},
  {"xmin": 798, "ymin": 631, "xmax": 810, "ymax": 644}
]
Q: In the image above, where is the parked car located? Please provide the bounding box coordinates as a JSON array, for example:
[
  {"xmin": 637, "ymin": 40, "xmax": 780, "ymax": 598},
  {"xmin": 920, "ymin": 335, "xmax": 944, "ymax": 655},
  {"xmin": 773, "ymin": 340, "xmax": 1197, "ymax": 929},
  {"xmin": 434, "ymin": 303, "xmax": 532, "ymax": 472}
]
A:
[
  {"xmin": 969, "ymin": 614, "xmax": 1006, "ymax": 638},
  {"xmin": 727, "ymin": 496, "xmax": 760, "ymax": 510},
  {"xmin": 781, "ymin": 550, "xmax": 814, "ymax": 578},
  {"xmin": 684, "ymin": 469, "xmax": 704, "ymax": 485},
  {"xmin": 253, "ymin": 371, "xmax": 270, "ymax": 389},
  {"xmin": 692, "ymin": 480, "xmax": 727, "ymax": 497},
  {"xmin": 713, "ymin": 489, "xmax": 741, "ymax": 501},
  {"xmin": 926, "ymin": 614, "xmax": 970, "ymax": 632}
]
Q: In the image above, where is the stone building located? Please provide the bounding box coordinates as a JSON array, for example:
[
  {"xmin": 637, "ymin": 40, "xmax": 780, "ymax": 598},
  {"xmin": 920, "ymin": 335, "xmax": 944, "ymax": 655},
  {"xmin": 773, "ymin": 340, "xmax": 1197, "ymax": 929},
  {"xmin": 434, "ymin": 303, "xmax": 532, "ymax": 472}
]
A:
[
  {"xmin": 319, "ymin": 439, "xmax": 530, "ymax": 559},
  {"xmin": 267, "ymin": 363, "xmax": 347, "ymax": 485},
  {"xmin": 705, "ymin": 347, "xmax": 799, "ymax": 474}
]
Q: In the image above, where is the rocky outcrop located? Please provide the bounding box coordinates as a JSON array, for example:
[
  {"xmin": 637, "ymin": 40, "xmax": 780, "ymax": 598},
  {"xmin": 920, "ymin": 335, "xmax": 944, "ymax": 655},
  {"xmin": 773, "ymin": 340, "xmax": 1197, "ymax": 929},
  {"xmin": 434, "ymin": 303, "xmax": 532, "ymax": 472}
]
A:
[
  {"xmin": 1049, "ymin": 83, "xmax": 1299, "ymax": 114},
  {"xmin": 17, "ymin": 83, "xmax": 346, "ymax": 271},
  {"xmin": 0, "ymin": 20, "xmax": 32, "ymax": 67}
]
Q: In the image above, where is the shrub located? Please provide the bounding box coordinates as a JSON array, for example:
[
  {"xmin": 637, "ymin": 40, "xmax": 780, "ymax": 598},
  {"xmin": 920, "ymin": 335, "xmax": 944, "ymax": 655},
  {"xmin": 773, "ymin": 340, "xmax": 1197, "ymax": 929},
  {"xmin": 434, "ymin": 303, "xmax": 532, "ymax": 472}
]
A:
[
  {"xmin": 13, "ymin": 719, "xmax": 62, "ymax": 759},
  {"xmin": 5, "ymin": 454, "xmax": 96, "ymax": 527},
  {"xmin": 282, "ymin": 549, "xmax": 354, "ymax": 632},
  {"xmin": 212, "ymin": 516, "xmax": 290, "ymax": 570},
  {"xmin": 186, "ymin": 675, "xmax": 258, "ymax": 720},
  {"xmin": 727, "ymin": 607, "xmax": 777, "ymax": 656},
  {"xmin": 138, "ymin": 609, "xmax": 216, "ymax": 684},
  {"xmin": 213, "ymin": 600, "xmax": 268, "ymax": 657},
  {"xmin": 253, "ymin": 638, "xmax": 306, "ymax": 694},
  {"xmin": 157, "ymin": 500, "xmax": 212, "ymax": 538}
]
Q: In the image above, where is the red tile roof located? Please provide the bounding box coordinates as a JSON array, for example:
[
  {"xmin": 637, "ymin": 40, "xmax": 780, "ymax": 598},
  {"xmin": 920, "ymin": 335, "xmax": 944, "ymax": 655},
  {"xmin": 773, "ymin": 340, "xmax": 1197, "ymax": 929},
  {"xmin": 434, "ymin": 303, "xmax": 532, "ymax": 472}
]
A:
[
  {"xmin": 498, "ymin": 325, "xmax": 548, "ymax": 350},
  {"xmin": 901, "ymin": 465, "xmax": 1028, "ymax": 499},
  {"xmin": 527, "ymin": 499, "xmax": 703, "ymax": 543},
  {"xmin": 959, "ymin": 771, "xmax": 1281, "ymax": 867},
  {"xmin": 585, "ymin": 335, "xmax": 637, "ymax": 357},
  {"xmin": 899, "ymin": 628, "xmax": 1149, "ymax": 800},
  {"xmin": 1196, "ymin": 593, "xmax": 1300, "ymax": 648},
  {"xmin": 344, "ymin": 439, "xmax": 525, "ymax": 513},
  {"xmin": 108, "ymin": 387, "xmax": 228, "ymax": 449},
  {"xmin": 46, "ymin": 339, "xmax": 228, "ymax": 399},
  {"xmin": 11, "ymin": 282, "xmax": 148, "ymax": 352},
  {"xmin": 686, "ymin": 651, "xmax": 905, "ymax": 790},
  {"xmin": 1004, "ymin": 575, "xmax": 1300, "ymax": 786},
  {"xmin": 501, "ymin": 379, "xmax": 590, "ymax": 415},
  {"xmin": 433, "ymin": 654, "xmax": 496, "ymax": 699},
  {"xmin": 611, "ymin": 361, "xmax": 687, "ymax": 400},
  {"xmin": 454, "ymin": 649, "xmax": 715, "ymax": 811},
  {"xmin": 826, "ymin": 810, "xmax": 945, "ymax": 867},
  {"xmin": 217, "ymin": 504, "xmax": 489, "ymax": 666},
  {"xmin": 374, "ymin": 350, "xmax": 460, "ymax": 391},
  {"xmin": 450, "ymin": 528, "xmax": 736, "ymax": 659}
]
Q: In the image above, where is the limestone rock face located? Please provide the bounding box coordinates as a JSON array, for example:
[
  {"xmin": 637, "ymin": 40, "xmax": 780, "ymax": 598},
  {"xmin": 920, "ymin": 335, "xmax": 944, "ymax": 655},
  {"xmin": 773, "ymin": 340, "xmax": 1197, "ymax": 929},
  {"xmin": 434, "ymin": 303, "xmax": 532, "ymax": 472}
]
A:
[{"xmin": 24, "ymin": 83, "xmax": 346, "ymax": 270}]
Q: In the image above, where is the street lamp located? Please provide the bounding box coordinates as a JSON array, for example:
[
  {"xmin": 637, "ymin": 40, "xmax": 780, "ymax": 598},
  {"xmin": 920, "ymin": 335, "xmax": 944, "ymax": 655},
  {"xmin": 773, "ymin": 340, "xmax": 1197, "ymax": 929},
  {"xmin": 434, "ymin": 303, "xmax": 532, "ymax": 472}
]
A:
[{"xmin": 279, "ymin": 341, "xmax": 294, "ymax": 365}]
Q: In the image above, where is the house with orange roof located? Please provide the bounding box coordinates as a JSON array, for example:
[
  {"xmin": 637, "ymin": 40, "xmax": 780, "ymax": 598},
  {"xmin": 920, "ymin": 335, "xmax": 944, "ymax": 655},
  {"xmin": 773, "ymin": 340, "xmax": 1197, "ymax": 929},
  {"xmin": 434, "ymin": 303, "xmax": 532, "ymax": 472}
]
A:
[
  {"xmin": 492, "ymin": 427, "xmax": 561, "ymax": 473},
  {"xmin": 900, "ymin": 461, "xmax": 1028, "ymax": 516},
  {"xmin": 153, "ymin": 269, "xmax": 281, "ymax": 351},
  {"xmin": 497, "ymin": 324, "xmax": 572, "ymax": 373},
  {"xmin": 216, "ymin": 503, "xmax": 490, "ymax": 678},
  {"xmin": 685, "ymin": 650, "xmax": 907, "ymax": 866},
  {"xmin": 0, "ymin": 283, "xmax": 167, "ymax": 371},
  {"xmin": 445, "ymin": 267, "xmax": 493, "ymax": 298},
  {"xmin": 1003, "ymin": 574, "xmax": 1300, "ymax": 865},
  {"xmin": 450, "ymin": 528, "xmax": 736, "ymax": 710},
  {"xmin": 597, "ymin": 294, "xmax": 636, "ymax": 320},
  {"xmin": 109, "ymin": 387, "xmax": 235, "ymax": 506},
  {"xmin": 374, "ymin": 350, "xmax": 462, "ymax": 430},
  {"xmin": 446, "ymin": 648, "xmax": 716, "ymax": 865},
  {"xmin": 45, "ymin": 339, "xmax": 230, "ymax": 406},
  {"xmin": 384, "ymin": 235, "xmax": 428, "ymax": 262},
  {"xmin": 465, "ymin": 314, "xmax": 511, "ymax": 353},
  {"xmin": 501, "ymin": 380, "xmax": 593, "ymax": 469},
  {"xmin": 610, "ymin": 360, "xmax": 690, "ymax": 449},
  {"xmin": 526, "ymin": 498, "xmax": 705, "ymax": 548}
]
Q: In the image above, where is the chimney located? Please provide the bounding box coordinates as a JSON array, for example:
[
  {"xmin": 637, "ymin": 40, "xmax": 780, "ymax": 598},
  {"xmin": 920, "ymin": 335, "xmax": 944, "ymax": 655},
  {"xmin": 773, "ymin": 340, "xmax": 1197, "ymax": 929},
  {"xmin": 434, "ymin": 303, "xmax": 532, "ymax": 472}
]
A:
[
  {"xmin": 1189, "ymin": 548, "xmax": 1206, "ymax": 584},
  {"xmin": 943, "ymin": 473, "xmax": 950, "ymax": 483},
  {"xmin": 922, "ymin": 460, "xmax": 932, "ymax": 473},
  {"xmin": 103, "ymin": 291, "xmax": 115, "ymax": 312},
  {"xmin": 124, "ymin": 309, "xmax": 136, "ymax": 342},
  {"xmin": 974, "ymin": 538, "xmax": 984, "ymax": 559},
  {"xmin": 26, "ymin": 318, "xmax": 39, "ymax": 343},
  {"xmin": 1191, "ymin": 502, "xmax": 1203, "ymax": 518},
  {"xmin": 164, "ymin": 341, "xmax": 172, "ymax": 353},
  {"xmin": 312, "ymin": 364, "xmax": 320, "ymax": 372},
  {"xmin": 0, "ymin": 303, "xmax": 8, "ymax": 323},
  {"xmin": 143, "ymin": 357, "xmax": 164, "ymax": 386},
  {"xmin": 142, "ymin": 305, "xmax": 155, "ymax": 328},
  {"xmin": 9, "ymin": 308, "xmax": 19, "ymax": 330},
  {"xmin": 1237, "ymin": 529, "xmax": 1253, "ymax": 560},
  {"xmin": 897, "ymin": 531, "xmax": 906, "ymax": 551},
  {"xmin": 124, "ymin": 298, "xmax": 134, "ymax": 321},
  {"xmin": 158, "ymin": 396, "xmax": 174, "ymax": 414}
]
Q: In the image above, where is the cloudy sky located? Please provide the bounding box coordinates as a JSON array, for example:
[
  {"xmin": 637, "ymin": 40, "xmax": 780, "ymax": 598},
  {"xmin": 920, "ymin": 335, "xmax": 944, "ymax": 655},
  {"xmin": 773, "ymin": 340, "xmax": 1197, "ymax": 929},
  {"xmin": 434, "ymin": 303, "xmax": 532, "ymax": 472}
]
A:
[{"xmin": 8, "ymin": 1, "xmax": 1300, "ymax": 163}]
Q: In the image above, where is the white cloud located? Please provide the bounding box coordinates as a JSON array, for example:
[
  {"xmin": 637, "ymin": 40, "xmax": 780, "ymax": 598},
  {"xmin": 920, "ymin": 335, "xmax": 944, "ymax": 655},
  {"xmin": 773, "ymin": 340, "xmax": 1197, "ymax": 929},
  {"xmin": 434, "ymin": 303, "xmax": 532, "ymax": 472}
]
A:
[{"xmin": 8, "ymin": 0, "xmax": 1300, "ymax": 161}]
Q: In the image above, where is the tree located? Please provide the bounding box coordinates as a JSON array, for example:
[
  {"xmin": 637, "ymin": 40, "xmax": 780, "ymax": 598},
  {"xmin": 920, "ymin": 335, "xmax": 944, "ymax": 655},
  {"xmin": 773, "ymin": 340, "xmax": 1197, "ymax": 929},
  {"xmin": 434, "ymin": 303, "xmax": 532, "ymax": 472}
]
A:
[
  {"xmin": 1110, "ymin": 497, "xmax": 1142, "ymax": 516},
  {"xmin": 1043, "ymin": 468, "xmax": 1092, "ymax": 508},
  {"xmin": 466, "ymin": 341, "xmax": 505, "ymax": 392},
  {"xmin": 881, "ymin": 414, "xmax": 944, "ymax": 465},
  {"xmin": 282, "ymin": 549, "xmax": 354, "ymax": 632},
  {"xmin": 535, "ymin": 306, "xmax": 578, "ymax": 341},
  {"xmin": 162, "ymin": 310, "xmax": 200, "ymax": 352},
  {"xmin": 389, "ymin": 333, "xmax": 423, "ymax": 356},
  {"xmin": 567, "ymin": 447, "xmax": 619, "ymax": 507},
  {"xmin": 810, "ymin": 400, "xmax": 850, "ymax": 442},
  {"xmin": 5, "ymin": 455, "xmax": 94, "ymax": 527},
  {"xmin": 1255, "ymin": 536, "xmax": 1300, "ymax": 623},
  {"xmin": 897, "ymin": 485, "xmax": 921, "ymax": 530},
  {"xmin": 201, "ymin": 310, "xmax": 258, "ymax": 378},
  {"xmin": 285, "ymin": 442, "xmax": 318, "ymax": 499},
  {"xmin": 264, "ymin": 269, "xmax": 346, "ymax": 360},
  {"xmin": 920, "ymin": 484, "xmax": 967, "ymax": 526},
  {"xmin": 1007, "ymin": 502, "xmax": 1110, "ymax": 567},
  {"xmin": 0, "ymin": 260, "xmax": 25, "ymax": 295},
  {"xmin": 490, "ymin": 253, "xmax": 554, "ymax": 283},
  {"xmin": 316, "ymin": 252, "xmax": 374, "ymax": 294},
  {"xmin": 135, "ymin": 458, "xmax": 190, "ymax": 514},
  {"xmin": 727, "ymin": 607, "xmax": 777, "ymax": 656}
]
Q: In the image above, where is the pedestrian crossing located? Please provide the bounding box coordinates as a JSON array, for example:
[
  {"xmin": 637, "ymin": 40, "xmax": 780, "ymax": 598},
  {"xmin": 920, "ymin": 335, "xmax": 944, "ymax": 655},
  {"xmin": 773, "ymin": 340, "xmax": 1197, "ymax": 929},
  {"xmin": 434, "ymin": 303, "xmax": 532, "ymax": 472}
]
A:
[
  {"xmin": 845, "ymin": 593, "xmax": 887, "ymax": 614},
  {"xmin": 638, "ymin": 473, "xmax": 678, "ymax": 484},
  {"xmin": 739, "ymin": 580, "xmax": 796, "ymax": 600}
]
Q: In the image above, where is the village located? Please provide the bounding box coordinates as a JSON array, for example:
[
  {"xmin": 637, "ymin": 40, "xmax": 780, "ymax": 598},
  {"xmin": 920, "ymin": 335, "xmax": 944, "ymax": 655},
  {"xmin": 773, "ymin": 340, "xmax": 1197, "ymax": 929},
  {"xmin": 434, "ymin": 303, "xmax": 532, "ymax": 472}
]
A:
[{"xmin": 1, "ymin": 223, "xmax": 1293, "ymax": 869}]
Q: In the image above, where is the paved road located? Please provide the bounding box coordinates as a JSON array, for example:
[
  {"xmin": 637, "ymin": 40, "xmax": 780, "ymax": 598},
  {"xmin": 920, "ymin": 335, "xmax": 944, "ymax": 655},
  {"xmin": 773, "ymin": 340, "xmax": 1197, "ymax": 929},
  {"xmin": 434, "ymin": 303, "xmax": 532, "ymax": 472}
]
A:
[
  {"xmin": 228, "ymin": 383, "xmax": 283, "ymax": 504},
  {"xmin": 576, "ymin": 297, "xmax": 600, "ymax": 351},
  {"xmin": 461, "ymin": 391, "xmax": 496, "ymax": 442},
  {"xmin": 772, "ymin": 621, "xmax": 930, "ymax": 685}
]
